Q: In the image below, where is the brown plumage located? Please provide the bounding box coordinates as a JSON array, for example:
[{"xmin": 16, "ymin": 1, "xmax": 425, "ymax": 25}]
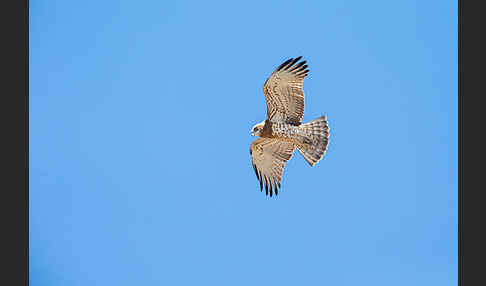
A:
[{"xmin": 250, "ymin": 57, "xmax": 330, "ymax": 197}]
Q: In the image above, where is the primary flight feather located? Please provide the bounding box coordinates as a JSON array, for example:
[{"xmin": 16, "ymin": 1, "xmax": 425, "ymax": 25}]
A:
[{"xmin": 250, "ymin": 56, "xmax": 330, "ymax": 197}]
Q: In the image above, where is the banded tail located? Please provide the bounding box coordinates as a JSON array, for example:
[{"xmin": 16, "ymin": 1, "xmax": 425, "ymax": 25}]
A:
[{"xmin": 296, "ymin": 115, "xmax": 330, "ymax": 166}]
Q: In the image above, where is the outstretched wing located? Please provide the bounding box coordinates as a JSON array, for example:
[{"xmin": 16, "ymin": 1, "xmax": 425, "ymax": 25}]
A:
[
  {"xmin": 249, "ymin": 138, "xmax": 295, "ymax": 197},
  {"xmin": 263, "ymin": 56, "xmax": 309, "ymax": 124}
]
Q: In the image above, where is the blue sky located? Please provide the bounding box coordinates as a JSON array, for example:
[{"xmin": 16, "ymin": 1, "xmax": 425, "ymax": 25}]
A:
[{"xmin": 30, "ymin": 1, "xmax": 457, "ymax": 285}]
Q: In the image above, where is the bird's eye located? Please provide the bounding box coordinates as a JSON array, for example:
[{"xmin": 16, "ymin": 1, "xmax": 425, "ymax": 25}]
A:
[{"xmin": 253, "ymin": 127, "xmax": 258, "ymax": 132}]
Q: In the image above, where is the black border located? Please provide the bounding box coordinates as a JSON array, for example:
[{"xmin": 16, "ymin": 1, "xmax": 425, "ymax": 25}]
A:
[
  {"xmin": 460, "ymin": 0, "xmax": 486, "ymax": 285},
  {"xmin": 1, "ymin": 0, "xmax": 28, "ymax": 285},
  {"xmin": 458, "ymin": 1, "xmax": 461, "ymax": 285}
]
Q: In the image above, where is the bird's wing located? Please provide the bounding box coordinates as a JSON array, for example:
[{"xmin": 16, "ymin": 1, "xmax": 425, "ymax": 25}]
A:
[
  {"xmin": 250, "ymin": 138, "xmax": 295, "ymax": 196},
  {"xmin": 263, "ymin": 56, "xmax": 309, "ymax": 124}
]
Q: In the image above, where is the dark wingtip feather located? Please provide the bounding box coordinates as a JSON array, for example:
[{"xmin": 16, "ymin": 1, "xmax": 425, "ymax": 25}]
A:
[
  {"xmin": 253, "ymin": 164, "xmax": 259, "ymax": 180},
  {"xmin": 284, "ymin": 57, "xmax": 300, "ymax": 70},
  {"xmin": 298, "ymin": 69, "xmax": 310, "ymax": 77},
  {"xmin": 276, "ymin": 56, "xmax": 307, "ymax": 73},
  {"xmin": 289, "ymin": 60, "xmax": 307, "ymax": 72},
  {"xmin": 277, "ymin": 58, "xmax": 294, "ymax": 71},
  {"xmin": 273, "ymin": 180, "xmax": 279, "ymax": 196}
]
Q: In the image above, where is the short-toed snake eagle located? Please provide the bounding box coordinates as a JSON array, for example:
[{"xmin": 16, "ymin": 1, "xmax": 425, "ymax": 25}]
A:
[{"xmin": 250, "ymin": 56, "xmax": 330, "ymax": 197}]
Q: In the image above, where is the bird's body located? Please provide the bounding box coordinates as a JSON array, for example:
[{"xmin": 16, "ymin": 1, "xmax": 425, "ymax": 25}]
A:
[
  {"xmin": 250, "ymin": 56, "xmax": 330, "ymax": 197},
  {"xmin": 255, "ymin": 120, "xmax": 309, "ymax": 146}
]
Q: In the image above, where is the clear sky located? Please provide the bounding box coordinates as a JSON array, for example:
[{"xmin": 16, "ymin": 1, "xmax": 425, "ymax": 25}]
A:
[{"xmin": 30, "ymin": 1, "xmax": 457, "ymax": 285}]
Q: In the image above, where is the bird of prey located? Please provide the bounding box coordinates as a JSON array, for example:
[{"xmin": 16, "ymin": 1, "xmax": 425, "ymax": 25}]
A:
[{"xmin": 250, "ymin": 56, "xmax": 330, "ymax": 197}]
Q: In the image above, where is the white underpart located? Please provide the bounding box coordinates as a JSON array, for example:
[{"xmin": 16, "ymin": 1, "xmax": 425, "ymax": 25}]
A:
[{"xmin": 272, "ymin": 122, "xmax": 306, "ymax": 144}]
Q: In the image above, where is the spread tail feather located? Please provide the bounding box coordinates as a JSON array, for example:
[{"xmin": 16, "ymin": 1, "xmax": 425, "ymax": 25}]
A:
[{"xmin": 296, "ymin": 115, "xmax": 330, "ymax": 166}]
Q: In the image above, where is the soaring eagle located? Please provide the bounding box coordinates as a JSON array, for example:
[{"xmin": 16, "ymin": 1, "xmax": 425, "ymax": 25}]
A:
[{"xmin": 250, "ymin": 56, "xmax": 330, "ymax": 197}]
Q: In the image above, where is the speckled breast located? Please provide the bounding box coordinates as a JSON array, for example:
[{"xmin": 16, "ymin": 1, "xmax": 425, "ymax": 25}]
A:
[{"xmin": 271, "ymin": 122, "xmax": 301, "ymax": 140}]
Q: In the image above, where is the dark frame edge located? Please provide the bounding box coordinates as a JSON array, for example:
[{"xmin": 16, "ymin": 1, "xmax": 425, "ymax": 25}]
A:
[
  {"xmin": 458, "ymin": 0, "xmax": 462, "ymax": 285},
  {"xmin": 26, "ymin": 0, "xmax": 30, "ymax": 284}
]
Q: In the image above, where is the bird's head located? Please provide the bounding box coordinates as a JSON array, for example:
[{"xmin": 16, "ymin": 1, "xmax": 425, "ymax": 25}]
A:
[{"xmin": 251, "ymin": 121, "xmax": 266, "ymax": 136}]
